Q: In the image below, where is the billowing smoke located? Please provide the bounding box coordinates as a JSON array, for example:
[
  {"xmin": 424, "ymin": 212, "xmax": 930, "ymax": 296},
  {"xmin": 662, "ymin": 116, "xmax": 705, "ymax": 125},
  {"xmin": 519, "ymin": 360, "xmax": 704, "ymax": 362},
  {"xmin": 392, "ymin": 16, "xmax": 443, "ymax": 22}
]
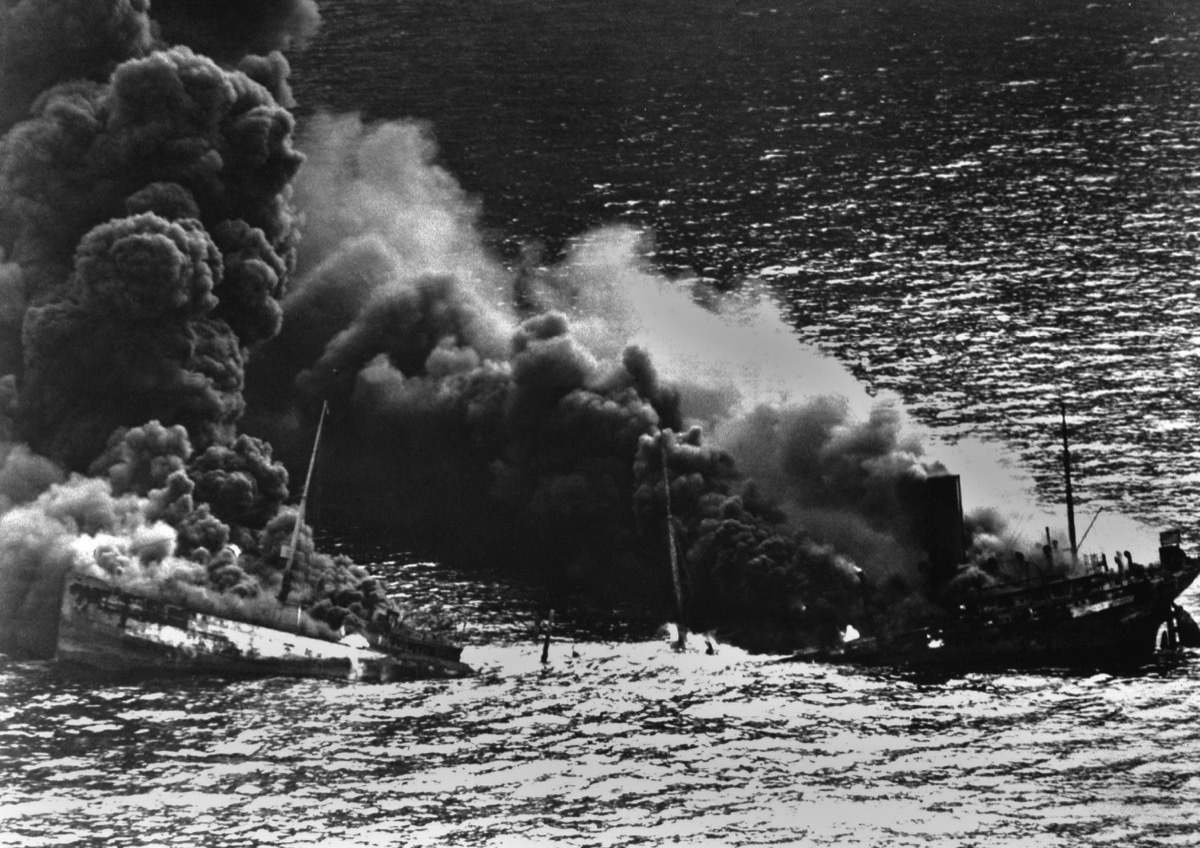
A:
[
  {"xmin": 0, "ymin": 1, "xmax": 413, "ymax": 659},
  {"xmin": 244, "ymin": 101, "xmax": 1103, "ymax": 650},
  {"xmin": 711, "ymin": 398, "xmax": 940, "ymax": 583},
  {"xmin": 238, "ymin": 110, "xmax": 1003, "ymax": 650},
  {"xmin": 0, "ymin": 0, "xmax": 153, "ymax": 133},
  {"xmin": 0, "ymin": 0, "xmax": 1065, "ymax": 661},
  {"xmin": 0, "ymin": 34, "xmax": 301, "ymax": 465}
]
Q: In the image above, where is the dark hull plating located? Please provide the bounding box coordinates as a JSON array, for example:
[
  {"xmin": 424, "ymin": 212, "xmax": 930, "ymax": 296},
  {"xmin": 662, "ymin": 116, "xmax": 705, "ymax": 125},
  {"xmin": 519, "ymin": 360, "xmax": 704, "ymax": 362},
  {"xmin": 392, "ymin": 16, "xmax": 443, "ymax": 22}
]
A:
[{"xmin": 793, "ymin": 561, "xmax": 1200, "ymax": 671}]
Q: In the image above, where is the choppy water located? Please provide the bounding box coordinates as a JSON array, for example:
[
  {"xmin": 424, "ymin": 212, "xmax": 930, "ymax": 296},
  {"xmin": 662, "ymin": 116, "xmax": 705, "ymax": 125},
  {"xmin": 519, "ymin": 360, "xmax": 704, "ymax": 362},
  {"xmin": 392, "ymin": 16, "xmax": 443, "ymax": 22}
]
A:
[
  {"xmin": 294, "ymin": 0, "xmax": 1200, "ymax": 529},
  {"xmin": 8, "ymin": 0, "xmax": 1200, "ymax": 845},
  {"xmin": 4, "ymin": 564, "xmax": 1200, "ymax": 848}
]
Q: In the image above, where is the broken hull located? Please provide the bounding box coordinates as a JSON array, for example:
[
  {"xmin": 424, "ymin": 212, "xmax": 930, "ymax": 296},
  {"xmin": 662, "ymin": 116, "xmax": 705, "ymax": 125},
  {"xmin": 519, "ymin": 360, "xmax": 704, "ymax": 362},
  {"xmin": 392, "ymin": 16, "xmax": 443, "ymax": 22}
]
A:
[
  {"xmin": 57, "ymin": 575, "xmax": 473, "ymax": 682},
  {"xmin": 796, "ymin": 562, "xmax": 1200, "ymax": 671}
]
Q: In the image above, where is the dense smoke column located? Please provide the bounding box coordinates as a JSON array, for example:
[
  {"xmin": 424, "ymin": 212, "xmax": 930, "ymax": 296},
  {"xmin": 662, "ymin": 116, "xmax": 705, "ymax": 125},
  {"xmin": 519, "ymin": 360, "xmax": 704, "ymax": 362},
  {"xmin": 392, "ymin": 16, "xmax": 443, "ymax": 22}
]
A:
[
  {"xmin": 714, "ymin": 398, "xmax": 945, "ymax": 580},
  {"xmin": 1, "ymin": 45, "xmax": 303, "ymax": 467},
  {"xmin": 0, "ymin": 0, "xmax": 153, "ymax": 134},
  {"xmin": 251, "ymin": 271, "xmax": 686, "ymax": 596},
  {"xmin": 630, "ymin": 428, "xmax": 868, "ymax": 650},
  {"xmin": 243, "ymin": 119, "xmax": 693, "ymax": 608},
  {"xmin": 237, "ymin": 112, "xmax": 977, "ymax": 647},
  {"xmin": 0, "ymin": 2, "xmax": 409, "ymax": 659},
  {"xmin": 250, "ymin": 232, "xmax": 884, "ymax": 645},
  {"xmin": 0, "ymin": 46, "xmax": 298, "ymax": 309}
]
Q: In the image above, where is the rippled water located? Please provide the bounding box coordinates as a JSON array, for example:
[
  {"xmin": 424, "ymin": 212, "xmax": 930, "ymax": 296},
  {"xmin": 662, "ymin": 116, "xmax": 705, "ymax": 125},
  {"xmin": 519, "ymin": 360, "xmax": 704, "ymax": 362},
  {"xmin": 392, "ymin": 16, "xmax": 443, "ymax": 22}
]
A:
[
  {"xmin": 5, "ymin": 569, "xmax": 1200, "ymax": 847},
  {"xmin": 7, "ymin": 1, "xmax": 1200, "ymax": 845},
  {"xmin": 292, "ymin": 0, "xmax": 1200, "ymax": 529}
]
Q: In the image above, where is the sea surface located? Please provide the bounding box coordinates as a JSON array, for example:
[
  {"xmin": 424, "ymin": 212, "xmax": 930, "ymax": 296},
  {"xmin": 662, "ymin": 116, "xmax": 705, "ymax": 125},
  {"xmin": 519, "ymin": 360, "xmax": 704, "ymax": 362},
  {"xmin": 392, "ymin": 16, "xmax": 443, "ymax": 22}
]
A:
[
  {"xmin": 7, "ymin": 0, "xmax": 1200, "ymax": 845},
  {"xmin": 3, "ymin": 557, "xmax": 1200, "ymax": 848},
  {"xmin": 294, "ymin": 0, "xmax": 1200, "ymax": 529}
]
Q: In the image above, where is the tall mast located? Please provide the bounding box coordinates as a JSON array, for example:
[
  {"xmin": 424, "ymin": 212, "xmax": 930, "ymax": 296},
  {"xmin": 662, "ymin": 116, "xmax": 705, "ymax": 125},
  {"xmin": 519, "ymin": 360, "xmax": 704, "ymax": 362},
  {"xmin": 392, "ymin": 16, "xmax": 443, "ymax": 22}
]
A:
[
  {"xmin": 278, "ymin": 400, "xmax": 329, "ymax": 604},
  {"xmin": 1060, "ymin": 401, "xmax": 1078, "ymax": 559},
  {"xmin": 661, "ymin": 433, "xmax": 687, "ymax": 648}
]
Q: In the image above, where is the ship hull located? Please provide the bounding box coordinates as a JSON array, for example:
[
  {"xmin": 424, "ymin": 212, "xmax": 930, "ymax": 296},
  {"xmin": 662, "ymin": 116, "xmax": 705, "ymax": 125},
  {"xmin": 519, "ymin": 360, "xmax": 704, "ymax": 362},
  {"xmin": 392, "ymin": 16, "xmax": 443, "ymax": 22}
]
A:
[
  {"xmin": 792, "ymin": 562, "xmax": 1200, "ymax": 671},
  {"xmin": 57, "ymin": 575, "xmax": 473, "ymax": 682}
]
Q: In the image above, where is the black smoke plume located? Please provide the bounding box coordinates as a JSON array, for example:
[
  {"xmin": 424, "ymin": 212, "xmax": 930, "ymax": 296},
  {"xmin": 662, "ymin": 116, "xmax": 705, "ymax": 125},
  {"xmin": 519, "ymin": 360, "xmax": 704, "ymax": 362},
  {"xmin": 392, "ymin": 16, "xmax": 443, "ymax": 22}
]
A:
[
  {"xmin": 236, "ymin": 111, "xmax": 994, "ymax": 649},
  {"xmin": 0, "ymin": 1, "xmax": 1066, "ymax": 660},
  {"xmin": 0, "ymin": 2, "xmax": 424, "ymax": 659},
  {"xmin": 242, "ymin": 106, "xmax": 1096, "ymax": 649},
  {"xmin": 0, "ymin": 0, "xmax": 153, "ymax": 134}
]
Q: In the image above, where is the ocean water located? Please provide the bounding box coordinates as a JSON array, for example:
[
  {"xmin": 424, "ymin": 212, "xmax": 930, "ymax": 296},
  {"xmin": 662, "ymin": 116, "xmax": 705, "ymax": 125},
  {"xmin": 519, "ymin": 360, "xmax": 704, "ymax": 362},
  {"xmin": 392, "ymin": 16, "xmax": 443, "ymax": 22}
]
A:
[
  {"xmin": 3, "ymin": 562, "xmax": 1200, "ymax": 848},
  {"xmin": 7, "ymin": 0, "xmax": 1200, "ymax": 845},
  {"xmin": 293, "ymin": 0, "xmax": 1200, "ymax": 531}
]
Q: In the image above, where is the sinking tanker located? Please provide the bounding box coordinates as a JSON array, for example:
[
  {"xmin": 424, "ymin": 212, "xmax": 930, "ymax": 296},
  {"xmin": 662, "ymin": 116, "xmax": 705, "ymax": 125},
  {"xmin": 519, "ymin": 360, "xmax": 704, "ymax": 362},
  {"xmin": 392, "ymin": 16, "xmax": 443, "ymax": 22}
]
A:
[
  {"xmin": 791, "ymin": 413, "xmax": 1200, "ymax": 670},
  {"xmin": 53, "ymin": 403, "xmax": 473, "ymax": 683},
  {"xmin": 56, "ymin": 571, "xmax": 472, "ymax": 682}
]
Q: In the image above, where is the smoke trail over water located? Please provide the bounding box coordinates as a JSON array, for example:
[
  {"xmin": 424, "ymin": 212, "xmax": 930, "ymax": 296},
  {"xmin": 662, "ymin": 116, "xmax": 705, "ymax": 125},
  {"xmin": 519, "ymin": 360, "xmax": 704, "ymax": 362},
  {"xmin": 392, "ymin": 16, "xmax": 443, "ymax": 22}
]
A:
[
  {"xmin": 0, "ymin": 0, "xmax": 1088, "ymax": 660},
  {"xmin": 237, "ymin": 108, "xmax": 995, "ymax": 648}
]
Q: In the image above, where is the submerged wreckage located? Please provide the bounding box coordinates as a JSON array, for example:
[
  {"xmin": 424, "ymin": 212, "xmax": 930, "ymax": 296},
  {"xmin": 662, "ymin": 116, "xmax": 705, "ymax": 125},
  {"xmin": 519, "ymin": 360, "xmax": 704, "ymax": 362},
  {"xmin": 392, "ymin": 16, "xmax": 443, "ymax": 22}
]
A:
[{"xmin": 792, "ymin": 411, "xmax": 1200, "ymax": 670}]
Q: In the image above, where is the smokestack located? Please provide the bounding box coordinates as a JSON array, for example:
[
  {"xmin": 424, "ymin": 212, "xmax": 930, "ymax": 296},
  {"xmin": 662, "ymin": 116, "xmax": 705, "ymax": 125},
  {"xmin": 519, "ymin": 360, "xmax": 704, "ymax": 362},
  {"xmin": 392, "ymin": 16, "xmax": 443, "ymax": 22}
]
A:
[{"xmin": 900, "ymin": 474, "xmax": 965, "ymax": 582}]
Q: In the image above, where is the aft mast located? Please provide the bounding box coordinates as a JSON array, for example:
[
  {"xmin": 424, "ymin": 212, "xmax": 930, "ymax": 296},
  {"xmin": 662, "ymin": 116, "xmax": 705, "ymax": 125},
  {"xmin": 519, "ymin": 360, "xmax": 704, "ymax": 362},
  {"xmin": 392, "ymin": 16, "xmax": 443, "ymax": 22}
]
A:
[
  {"xmin": 661, "ymin": 433, "xmax": 687, "ymax": 650},
  {"xmin": 278, "ymin": 400, "xmax": 329, "ymax": 604},
  {"xmin": 1060, "ymin": 401, "xmax": 1078, "ymax": 560}
]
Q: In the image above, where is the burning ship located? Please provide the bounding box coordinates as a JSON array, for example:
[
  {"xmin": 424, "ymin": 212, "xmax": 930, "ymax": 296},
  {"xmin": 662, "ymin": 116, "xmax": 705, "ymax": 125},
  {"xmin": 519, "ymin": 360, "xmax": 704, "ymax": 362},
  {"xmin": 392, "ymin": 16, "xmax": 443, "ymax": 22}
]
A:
[
  {"xmin": 53, "ymin": 405, "xmax": 473, "ymax": 683},
  {"xmin": 792, "ymin": 411, "xmax": 1200, "ymax": 670},
  {"xmin": 55, "ymin": 571, "xmax": 471, "ymax": 682}
]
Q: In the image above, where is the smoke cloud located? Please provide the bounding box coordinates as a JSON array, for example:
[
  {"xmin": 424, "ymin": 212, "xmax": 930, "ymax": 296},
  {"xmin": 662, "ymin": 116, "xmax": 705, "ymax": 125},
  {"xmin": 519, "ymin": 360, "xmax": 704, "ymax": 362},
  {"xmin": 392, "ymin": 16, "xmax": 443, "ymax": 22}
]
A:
[
  {"xmin": 0, "ymin": 1, "xmax": 428, "ymax": 659},
  {"xmin": 0, "ymin": 0, "xmax": 1075, "ymax": 661},
  {"xmin": 237, "ymin": 110, "xmax": 990, "ymax": 648}
]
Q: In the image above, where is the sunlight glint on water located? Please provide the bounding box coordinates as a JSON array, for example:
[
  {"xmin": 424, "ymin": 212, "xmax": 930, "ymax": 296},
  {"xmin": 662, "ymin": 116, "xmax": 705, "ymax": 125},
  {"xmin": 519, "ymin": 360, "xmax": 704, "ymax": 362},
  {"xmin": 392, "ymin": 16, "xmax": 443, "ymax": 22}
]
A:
[{"xmin": 6, "ymin": 1, "xmax": 1200, "ymax": 845}]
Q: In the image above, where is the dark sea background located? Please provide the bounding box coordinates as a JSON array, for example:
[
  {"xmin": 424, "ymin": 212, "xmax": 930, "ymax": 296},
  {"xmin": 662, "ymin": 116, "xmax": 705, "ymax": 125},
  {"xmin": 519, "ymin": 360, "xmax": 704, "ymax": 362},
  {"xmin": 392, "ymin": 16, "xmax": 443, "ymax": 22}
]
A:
[{"xmin": 6, "ymin": 0, "xmax": 1200, "ymax": 845}]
